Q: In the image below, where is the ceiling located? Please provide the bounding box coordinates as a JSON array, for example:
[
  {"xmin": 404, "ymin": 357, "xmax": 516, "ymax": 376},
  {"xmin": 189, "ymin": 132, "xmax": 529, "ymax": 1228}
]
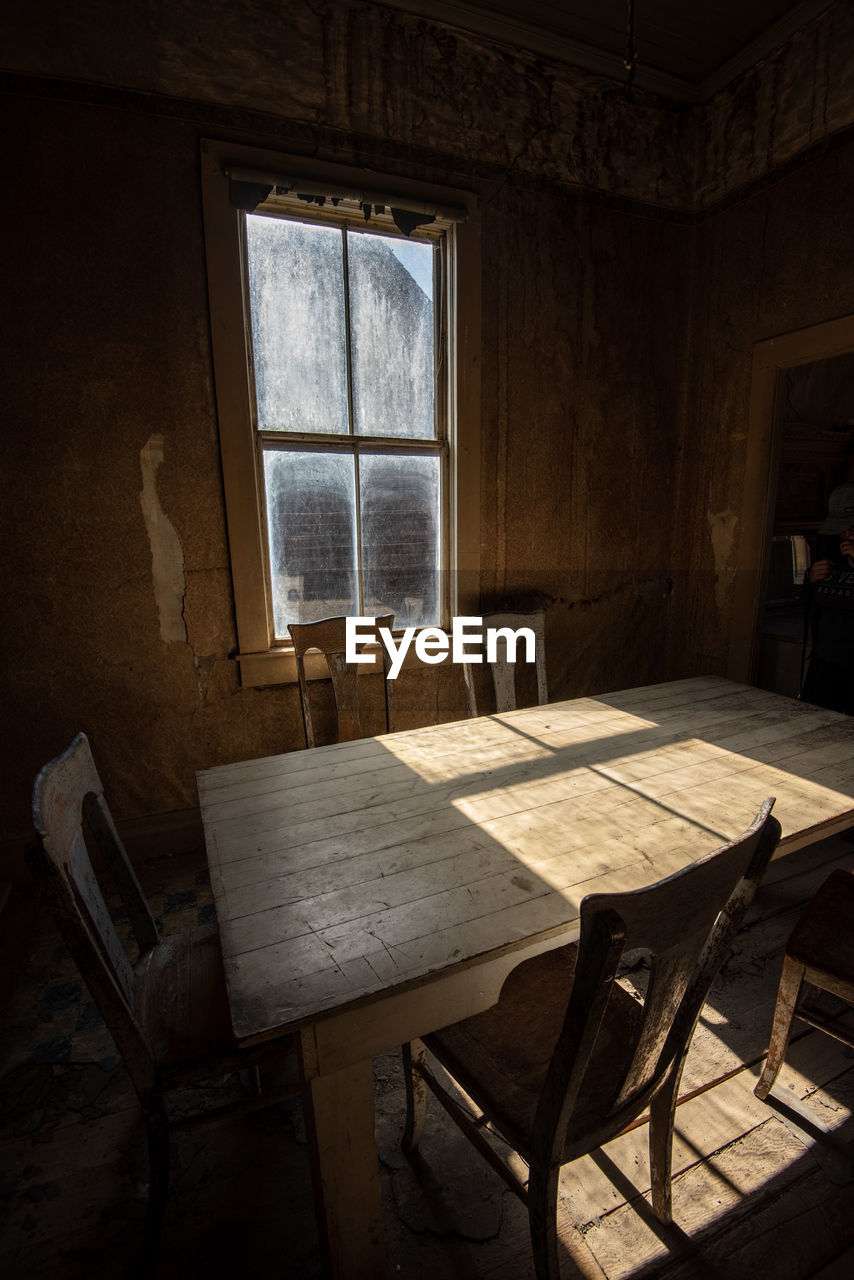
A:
[{"xmin": 377, "ymin": 0, "xmax": 835, "ymax": 101}]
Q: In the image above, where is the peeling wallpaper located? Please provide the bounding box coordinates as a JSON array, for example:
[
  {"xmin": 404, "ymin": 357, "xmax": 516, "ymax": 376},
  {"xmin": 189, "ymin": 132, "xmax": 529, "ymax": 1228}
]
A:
[{"xmin": 139, "ymin": 434, "xmax": 188, "ymax": 645}]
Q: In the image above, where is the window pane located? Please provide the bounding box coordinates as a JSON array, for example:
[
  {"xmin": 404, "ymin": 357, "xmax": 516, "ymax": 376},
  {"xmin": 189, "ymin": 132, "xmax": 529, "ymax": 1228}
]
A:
[
  {"xmin": 246, "ymin": 216, "xmax": 348, "ymax": 433},
  {"xmin": 263, "ymin": 450, "xmax": 357, "ymax": 632},
  {"xmin": 360, "ymin": 453, "xmax": 440, "ymax": 628},
  {"xmin": 348, "ymin": 232, "xmax": 435, "ymax": 439}
]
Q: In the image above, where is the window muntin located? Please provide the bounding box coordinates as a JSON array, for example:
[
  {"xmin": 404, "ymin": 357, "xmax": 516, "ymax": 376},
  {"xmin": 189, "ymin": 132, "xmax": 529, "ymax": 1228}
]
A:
[{"xmin": 245, "ymin": 208, "xmax": 445, "ymax": 636}]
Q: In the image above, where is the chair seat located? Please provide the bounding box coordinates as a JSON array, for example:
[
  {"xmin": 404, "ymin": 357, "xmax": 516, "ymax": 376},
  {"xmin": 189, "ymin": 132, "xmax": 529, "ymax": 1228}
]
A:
[
  {"xmin": 135, "ymin": 924, "xmax": 235, "ymax": 1070},
  {"xmin": 425, "ymin": 942, "xmax": 644, "ymax": 1157},
  {"xmin": 787, "ymin": 869, "xmax": 854, "ymax": 984}
]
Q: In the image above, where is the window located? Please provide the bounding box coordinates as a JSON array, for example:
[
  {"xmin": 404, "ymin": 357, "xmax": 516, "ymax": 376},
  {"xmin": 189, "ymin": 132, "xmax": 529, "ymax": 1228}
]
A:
[
  {"xmin": 247, "ymin": 207, "xmax": 443, "ymax": 634},
  {"xmin": 202, "ymin": 141, "xmax": 481, "ymax": 686}
]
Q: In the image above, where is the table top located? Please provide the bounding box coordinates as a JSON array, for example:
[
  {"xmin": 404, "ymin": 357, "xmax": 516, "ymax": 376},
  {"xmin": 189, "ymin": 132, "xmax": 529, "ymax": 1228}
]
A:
[{"xmin": 197, "ymin": 676, "xmax": 854, "ymax": 1044}]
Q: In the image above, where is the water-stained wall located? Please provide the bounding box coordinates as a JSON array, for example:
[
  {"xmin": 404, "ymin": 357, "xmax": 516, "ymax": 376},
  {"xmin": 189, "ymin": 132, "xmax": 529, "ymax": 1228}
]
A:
[
  {"xmin": 478, "ymin": 183, "xmax": 692, "ymax": 696},
  {"xmin": 2, "ymin": 0, "xmax": 853, "ymax": 863}
]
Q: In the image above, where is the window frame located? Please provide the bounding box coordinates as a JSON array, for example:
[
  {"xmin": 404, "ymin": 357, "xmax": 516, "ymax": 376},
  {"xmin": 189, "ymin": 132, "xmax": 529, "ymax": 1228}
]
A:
[
  {"xmin": 247, "ymin": 203, "xmax": 448, "ymax": 640},
  {"xmin": 201, "ymin": 139, "xmax": 481, "ymax": 687}
]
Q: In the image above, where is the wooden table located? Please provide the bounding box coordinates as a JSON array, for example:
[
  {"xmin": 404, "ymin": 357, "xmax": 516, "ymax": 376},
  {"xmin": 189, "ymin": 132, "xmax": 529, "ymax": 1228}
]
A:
[{"xmin": 197, "ymin": 676, "xmax": 854, "ymax": 1276}]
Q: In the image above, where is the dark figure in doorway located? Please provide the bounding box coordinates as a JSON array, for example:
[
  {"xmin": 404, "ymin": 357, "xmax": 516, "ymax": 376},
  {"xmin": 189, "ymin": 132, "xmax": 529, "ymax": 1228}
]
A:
[{"xmin": 802, "ymin": 482, "xmax": 854, "ymax": 715}]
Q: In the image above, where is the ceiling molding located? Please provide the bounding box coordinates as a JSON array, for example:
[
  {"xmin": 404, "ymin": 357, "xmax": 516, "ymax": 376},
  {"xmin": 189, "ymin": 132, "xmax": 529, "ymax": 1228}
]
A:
[
  {"xmin": 375, "ymin": 0, "xmax": 698, "ymax": 99},
  {"xmin": 698, "ymin": 0, "xmax": 835, "ymax": 100},
  {"xmin": 375, "ymin": 0, "xmax": 837, "ymax": 104}
]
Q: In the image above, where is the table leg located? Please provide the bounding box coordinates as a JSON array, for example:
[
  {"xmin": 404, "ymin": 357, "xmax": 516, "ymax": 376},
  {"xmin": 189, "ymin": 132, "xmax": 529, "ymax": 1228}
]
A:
[{"xmin": 300, "ymin": 1034, "xmax": 386, "ymax": 1278}]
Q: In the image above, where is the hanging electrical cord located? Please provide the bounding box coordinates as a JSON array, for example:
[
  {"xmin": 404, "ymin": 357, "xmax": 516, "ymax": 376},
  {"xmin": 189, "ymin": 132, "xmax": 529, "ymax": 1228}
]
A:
[{"xmin": 625, "ymin": 0, "xmax": 639, "ymax": 100}]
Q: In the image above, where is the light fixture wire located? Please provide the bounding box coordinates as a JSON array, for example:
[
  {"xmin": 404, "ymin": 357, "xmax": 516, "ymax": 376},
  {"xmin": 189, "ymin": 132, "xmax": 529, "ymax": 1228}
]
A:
[{"xmin": 625, "ymin": 0, "xmax": 639, "ymax": 100}]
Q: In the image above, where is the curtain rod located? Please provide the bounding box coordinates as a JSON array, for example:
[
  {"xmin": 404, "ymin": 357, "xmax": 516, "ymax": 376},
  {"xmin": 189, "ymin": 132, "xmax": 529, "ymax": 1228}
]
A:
[{"xmin": 226, "ymin": 166, "xmax": 467, "ymax": 222}]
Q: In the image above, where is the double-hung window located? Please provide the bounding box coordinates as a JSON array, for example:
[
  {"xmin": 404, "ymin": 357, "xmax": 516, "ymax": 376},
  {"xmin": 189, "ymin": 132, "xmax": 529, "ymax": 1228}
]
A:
[
  {"xmin": 202, "ymin": 141, "xmax": 480, "ymax": 686},
  {"xmin": 248, "ymin": 203, "xmax": 444, "ymax": 634}
]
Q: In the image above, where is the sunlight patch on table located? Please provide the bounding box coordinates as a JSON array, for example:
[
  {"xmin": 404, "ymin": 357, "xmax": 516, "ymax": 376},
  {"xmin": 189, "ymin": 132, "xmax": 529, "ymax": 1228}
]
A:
[{"xmin": 377, "ymin": 704, "xmax": 661, "ymax": 784}]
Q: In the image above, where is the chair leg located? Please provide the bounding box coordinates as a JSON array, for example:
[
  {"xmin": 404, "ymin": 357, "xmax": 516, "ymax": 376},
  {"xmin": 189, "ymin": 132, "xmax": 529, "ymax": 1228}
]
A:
[
  {"xmin": 528, "ymin": 1163, "xmax": 562, "ymax": 1280},
  {"xmin": 401, "ymin": 1040, "xmax": 427, "ymax": 1152},
  {"xmin": 138, "ymin": 1096, "xmax": 170, "ymax": 1273},
  {"xmin": 649, "ymin": 1067, "xmax": 681, "ymax": 1225},
  {"xmin": 755, "ymin": 955, "xmax": 805, "ymax": 1101}
]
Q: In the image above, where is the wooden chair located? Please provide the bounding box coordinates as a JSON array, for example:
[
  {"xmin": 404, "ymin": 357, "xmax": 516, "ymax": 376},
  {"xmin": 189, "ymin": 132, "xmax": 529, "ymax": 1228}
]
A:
[
  {"xmin": 401, "ymin": 800, "xmax": 781, "ymax": 1280},
  {"xmin": 29, "ymin": 733, "xmax": 301, "ymax": 1266},
  {"xmin": 463, "ymin": 609, "xmax": 548, "ymax": 716},
  {"xmin": 288, "ymin": 613, "xmax": 395, "ymax": 748},
  {"xmin": 755, "ymin": 868, "xmax": 854, "ymax": 1101}
]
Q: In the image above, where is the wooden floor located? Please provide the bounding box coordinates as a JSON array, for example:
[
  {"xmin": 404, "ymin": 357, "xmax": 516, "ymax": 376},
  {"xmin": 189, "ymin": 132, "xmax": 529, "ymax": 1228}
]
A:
[{"xmin": 1, "ymin": 834, "xmax": 853, "ymax": 1278}]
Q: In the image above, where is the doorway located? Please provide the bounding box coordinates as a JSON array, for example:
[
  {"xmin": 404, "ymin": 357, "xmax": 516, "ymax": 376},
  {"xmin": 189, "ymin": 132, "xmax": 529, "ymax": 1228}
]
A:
[
  {"xmin": 757, "ymin": 352, "xmax": 854, "ymax": 698},
  {"xmin": 727, "ymin": 313, "xmax": 854, "ymax": 686}
]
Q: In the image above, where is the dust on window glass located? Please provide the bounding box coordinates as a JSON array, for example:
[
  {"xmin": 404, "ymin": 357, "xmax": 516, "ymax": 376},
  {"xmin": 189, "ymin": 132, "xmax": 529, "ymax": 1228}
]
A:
[{"xmin": 247, "ymin": 213, "xmax": 441, "ymax": 635}]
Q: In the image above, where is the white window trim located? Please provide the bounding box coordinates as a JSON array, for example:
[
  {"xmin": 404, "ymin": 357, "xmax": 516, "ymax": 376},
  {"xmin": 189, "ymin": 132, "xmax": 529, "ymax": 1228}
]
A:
[{"xmin": 201, "ymin": 139, "xmax": 481, "ymax": 687}]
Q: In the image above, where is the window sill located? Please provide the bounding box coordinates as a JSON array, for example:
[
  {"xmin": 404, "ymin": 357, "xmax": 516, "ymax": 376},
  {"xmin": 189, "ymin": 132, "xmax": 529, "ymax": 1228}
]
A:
[{"xmin": 237, "ymin": 640, "xmax": 435, "ymax": 688}]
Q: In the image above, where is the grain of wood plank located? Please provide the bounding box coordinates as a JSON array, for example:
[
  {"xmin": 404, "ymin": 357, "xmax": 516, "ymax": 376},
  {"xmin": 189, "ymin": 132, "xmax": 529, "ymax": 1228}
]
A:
[
  {"xmin": 219, "ymin": 828, "xmax": 497, "ymax": 923},
  {"xmin": 581, "ymin": 1118, "xmax": 816, "ymax": 1278},
  {"xmin": 596, "ymin": 1138, "xmax": 854, "ymax": 1280},
  {"xmin": 558, "ymin": 1036, "xmax": 852, "ymax": 1225}
]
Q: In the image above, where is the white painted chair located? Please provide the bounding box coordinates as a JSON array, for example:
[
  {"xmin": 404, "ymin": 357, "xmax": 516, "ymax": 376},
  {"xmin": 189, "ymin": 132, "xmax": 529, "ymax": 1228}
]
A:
[
  {"xmin": 288, "ymin": 614, "xmax": 395, "ymax": 747},
  {"xmin": 463, "ymin": 610, "xmax": 548, "ymax": 716},
  {"xmin": 29, "ymin": 733, "xmax": 300, "ymax": 1266}
]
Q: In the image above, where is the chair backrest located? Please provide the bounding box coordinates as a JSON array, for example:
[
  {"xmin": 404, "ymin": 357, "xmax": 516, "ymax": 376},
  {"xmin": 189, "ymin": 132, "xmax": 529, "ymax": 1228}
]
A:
[
  {"xmin": 29, "ymin": 733, "xmax": 160, "ymax": 1089},
  {"xmin": 288, "ymin": 614, "xmax": 395, "ymax": 748},
  {"xmin": 535, "ymin": 799, "xmax": 781, "ymax": 1166},
  {"xmin": 463, "ymin": 610, "xmax": 548, "ymax": 716}
]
